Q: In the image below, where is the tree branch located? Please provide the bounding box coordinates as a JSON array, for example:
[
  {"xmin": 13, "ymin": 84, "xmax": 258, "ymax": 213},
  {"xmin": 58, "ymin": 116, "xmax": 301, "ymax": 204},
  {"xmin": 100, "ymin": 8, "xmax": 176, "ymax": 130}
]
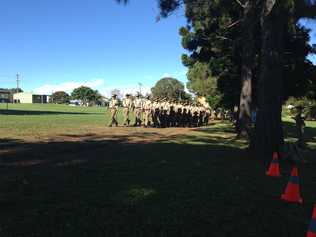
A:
[
  {"xmin": 234, "ymin": 0, "xmax": 246, "ymax": 8},
  {"xmin": 226, "ymin": 19, "xmax": 242, "ymax": 29},
  {"xmin": 216, "ymin": 35, "xmax": 233, "ymax": 41}
]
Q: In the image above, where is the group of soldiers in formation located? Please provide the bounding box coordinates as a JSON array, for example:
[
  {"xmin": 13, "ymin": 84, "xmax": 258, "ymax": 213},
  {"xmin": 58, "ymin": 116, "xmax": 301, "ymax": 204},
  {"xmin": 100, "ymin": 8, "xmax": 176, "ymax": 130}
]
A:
[{"xmin": 107, "ymin": 93, "xmax": 222, "ymax": 128}]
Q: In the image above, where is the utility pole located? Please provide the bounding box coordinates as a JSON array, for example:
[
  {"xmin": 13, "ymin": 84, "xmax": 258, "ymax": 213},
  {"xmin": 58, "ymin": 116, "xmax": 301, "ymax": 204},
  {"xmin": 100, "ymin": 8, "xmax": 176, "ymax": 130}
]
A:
[{"xmin": 16, "ymin": 73, "xmax": 20, "ymax": 93}]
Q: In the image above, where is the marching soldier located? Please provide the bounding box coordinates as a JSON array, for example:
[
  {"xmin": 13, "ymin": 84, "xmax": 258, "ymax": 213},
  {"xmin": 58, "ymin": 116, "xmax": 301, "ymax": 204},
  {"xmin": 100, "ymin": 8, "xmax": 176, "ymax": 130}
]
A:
[
  {"xmin": 204, "ymin": 105, "xmax": 211, "ymax": 125},
  {"xmin": 159, "ymin": 99, "xmax": 165, "ymax": 127},
  {"xmin": 169, "ymin": 100, "xmax": 176, "ymax": 127},
  {"xmin": 175, "ymin": 102, "xmax": 183, "ymax": 127},
  {"xmin": 133, "ymin": 93, "xmax": 143, "ymax": 127},
  {"xmin": 108, "ymin": 94, "xmax": 119, "ymax": 127},
  {"xmin": 182, "ymin": 104, "xmax": 188, "ymax": 127},
  {"xmin": 152, "ymin": 98, "xmax": 160, "ymax": 127},
  {"xmin": 107, "ymin": 93, "xmax": 217, "ymax": 129},
  {"xmin": 192, "ymin": 106, "xmax": 199, "ymax": 127},
  {"xmin": 143, "ymin": 95, "xmax": 152, "ymax": 127},
  {"xmin": 122, "ymin": 94, "xmax": 133, "ymax": 126}
]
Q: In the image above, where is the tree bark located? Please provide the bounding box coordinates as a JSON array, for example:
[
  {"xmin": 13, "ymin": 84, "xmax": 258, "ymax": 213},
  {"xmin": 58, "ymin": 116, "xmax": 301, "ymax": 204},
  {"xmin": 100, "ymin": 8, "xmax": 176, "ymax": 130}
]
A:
[
  {"xmin": 238, "ymin": 1, "xmax": 256, "ymax": 139},
  {"xmin": 238, "ymin": 0, "xmax": 257, "ymax": 140},
  {"xmin": 254, "ymin": 0, "xmax": 285, "ymax": 161}
]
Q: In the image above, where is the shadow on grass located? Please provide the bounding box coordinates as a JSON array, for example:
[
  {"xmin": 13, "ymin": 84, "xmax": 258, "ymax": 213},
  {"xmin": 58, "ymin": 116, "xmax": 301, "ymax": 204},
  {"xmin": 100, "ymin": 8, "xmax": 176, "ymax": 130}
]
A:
[
  {"xmin": 0, "ymin": 109, "xmax": 100, "ymax": 116},
  {"xmin": 0, "ymin": 132, "xmax": 315, "ymax": 237}
]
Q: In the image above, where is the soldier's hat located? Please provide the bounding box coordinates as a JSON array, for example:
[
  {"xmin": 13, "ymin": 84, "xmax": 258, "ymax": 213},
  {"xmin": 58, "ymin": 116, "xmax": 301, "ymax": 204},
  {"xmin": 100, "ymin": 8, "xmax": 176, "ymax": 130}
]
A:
[
  {"xmin": 125, "ymin": 93, "xmax": 131, "ymax": 97},
  {"xmin": 112, "ymin": 94, "xmax": 117, "ymax": 97}
]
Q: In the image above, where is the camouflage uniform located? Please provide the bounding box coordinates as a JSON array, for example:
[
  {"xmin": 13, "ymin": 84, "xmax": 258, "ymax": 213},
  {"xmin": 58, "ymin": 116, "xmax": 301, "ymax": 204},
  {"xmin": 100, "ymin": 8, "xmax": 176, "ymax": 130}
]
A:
[
  {"xmin": 143, "ymin": 97, "xmax": 152, "ymax": 127},
  {"xmin": 108, "ymin": 95, "xmax": 119, "ymax": 127},
  {"xmin": 133, "ymin": 96, "xmax": 143, "ymax": 126},
  {"xmin": 122, "ymin": 95, "xmax": 133, "ymax": 126},
  {"xmin": 152, "ymin": 99, "xmax": 160, "ymax": 127}
]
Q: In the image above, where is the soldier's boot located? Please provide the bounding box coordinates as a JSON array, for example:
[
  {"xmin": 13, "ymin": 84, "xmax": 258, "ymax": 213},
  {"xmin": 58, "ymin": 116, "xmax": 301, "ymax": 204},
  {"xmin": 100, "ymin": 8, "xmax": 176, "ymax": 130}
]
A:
[
  {"xmin": 134, "ymin": 118, "xmax": 140, "ymax": 127},
  {"xmin": 108, "ymin": 119, "xmax": 113, "ymax": 127}
]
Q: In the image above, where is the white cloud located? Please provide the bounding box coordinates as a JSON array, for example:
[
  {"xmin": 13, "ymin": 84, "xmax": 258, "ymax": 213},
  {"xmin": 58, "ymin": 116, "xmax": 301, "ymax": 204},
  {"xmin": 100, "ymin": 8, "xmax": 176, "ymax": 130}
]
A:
[
  {"xmin": 33, "ymin": 78, "xmax": 154, "ymax": 98},
  {"xmin": 99, "ymin": 85, "xmax": 152, "ymax": 98},
  {"xmin": 161, "ymin": 69, "xmax": 188, "ymax": 79},
  {"xmin": 162, "ymin": 73, "xmax": 172, "ymax": 78},
  {"xmin": 33, "ymin": 79, "xmax": 105, "ymax": 95}
]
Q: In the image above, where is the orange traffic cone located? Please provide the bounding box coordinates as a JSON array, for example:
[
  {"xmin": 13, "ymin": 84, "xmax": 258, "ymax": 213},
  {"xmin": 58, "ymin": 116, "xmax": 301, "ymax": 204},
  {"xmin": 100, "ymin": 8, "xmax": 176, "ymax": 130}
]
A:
[
  {"xmin": 281, "ymin": 166, "xmax": 303, "ymax": 204},
  {"xmin": 266, "ymin": 152, "xmax": 281, "ymax": 177},
  {"xmin": 307, "ymin": 204, "xmax": 316, "ymax": 237}
]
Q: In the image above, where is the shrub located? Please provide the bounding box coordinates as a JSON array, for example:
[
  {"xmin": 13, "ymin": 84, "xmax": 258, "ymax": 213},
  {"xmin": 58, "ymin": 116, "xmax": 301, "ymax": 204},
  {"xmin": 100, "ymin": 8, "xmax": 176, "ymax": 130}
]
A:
[{"xmin": 285, "ymin": 97, "xmax": 316, "ymax": 120}]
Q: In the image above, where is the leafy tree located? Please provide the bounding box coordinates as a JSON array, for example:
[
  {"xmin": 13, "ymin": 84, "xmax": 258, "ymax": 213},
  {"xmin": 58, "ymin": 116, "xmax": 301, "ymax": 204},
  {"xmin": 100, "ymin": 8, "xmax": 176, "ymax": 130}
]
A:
[
  {"xmin": 157, "ymin": 0, "xmax": 316, "ymax": 157},
  {"xmin": 117, "ymin": 0, "xmax": 316, "ymax": 158},
  {"xmin": 151, "ymin": 77, "xmax": 186, "ymax": 100},
  {"xmin": 186, "ymin": 62, "xmax": 222, "ymax": 108},
  {"xmin": 187, "ymin": 62, "xmax": 217, "ymax": 97},
  {"xmin": 254, "ymin": 0, "xmax": 316, "ymax": 157},
  {"xmin": 71, "ymin": 86, "xmax": 101, "ymax": 105},
  {"xmin": 7, "ymin": 88, "xmax": 23, "ymax": 94},
  {"xmin": 50, "ymin": 91, "xmax": 70, "ymax": 104}
]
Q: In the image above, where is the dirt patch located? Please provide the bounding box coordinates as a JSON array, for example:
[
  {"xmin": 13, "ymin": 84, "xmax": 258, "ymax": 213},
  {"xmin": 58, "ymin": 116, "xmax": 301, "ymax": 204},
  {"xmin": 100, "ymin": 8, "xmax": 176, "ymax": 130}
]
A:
[{"xmin": 11, "ymin": 127, "xmax": 203, "ymax": 144}]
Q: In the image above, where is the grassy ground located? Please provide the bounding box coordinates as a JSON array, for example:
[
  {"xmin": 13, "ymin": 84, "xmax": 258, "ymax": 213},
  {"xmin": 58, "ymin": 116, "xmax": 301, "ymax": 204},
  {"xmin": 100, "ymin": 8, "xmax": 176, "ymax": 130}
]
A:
[
  {"xmin": 0, "ymin": 104, "xmax": 316, "ymax": 237},
  {"xmin": 0, "ymin": 103, "xmax": 116, "ymax": 139}
]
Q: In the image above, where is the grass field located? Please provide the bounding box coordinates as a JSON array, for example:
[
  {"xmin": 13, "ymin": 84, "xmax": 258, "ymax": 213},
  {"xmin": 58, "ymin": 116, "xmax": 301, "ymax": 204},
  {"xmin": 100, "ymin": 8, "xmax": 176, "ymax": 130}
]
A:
[
  {"xmin": 0, "ymin": 104, "xmax": 316, "ymax": 237},
  {"xmin": 0, "ymin": 103, "xmax": 119, "ymax": 139}
]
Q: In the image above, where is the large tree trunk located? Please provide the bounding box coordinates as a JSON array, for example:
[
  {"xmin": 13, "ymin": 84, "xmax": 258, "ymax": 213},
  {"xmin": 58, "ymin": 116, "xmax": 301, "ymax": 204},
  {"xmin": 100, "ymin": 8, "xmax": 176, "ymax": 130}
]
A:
[
  {"xmin": 238, "ymin": 1, "xmax": 256, "ymax": 139},
  {"xmin": 254, "ymin": 0, "xmax": 285, "ymax": 161}
]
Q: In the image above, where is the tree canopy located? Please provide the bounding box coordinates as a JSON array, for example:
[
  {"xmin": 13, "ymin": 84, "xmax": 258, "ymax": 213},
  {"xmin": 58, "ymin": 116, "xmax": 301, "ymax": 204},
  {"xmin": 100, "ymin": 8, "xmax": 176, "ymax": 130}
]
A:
[
  {"xmin": 117, "ymin": 0, "xmax": 316, "ymax": 158},
  {"xmin": 151, "ymin": 77, "xmax": 187, "ymax": 100},
  {"xmin": 51, "ymin": 91, "xmax": 70, "ymax": 104},
  {"xmin": 71, "ymin": 86, "xmax": 101, "ymax": 105}
]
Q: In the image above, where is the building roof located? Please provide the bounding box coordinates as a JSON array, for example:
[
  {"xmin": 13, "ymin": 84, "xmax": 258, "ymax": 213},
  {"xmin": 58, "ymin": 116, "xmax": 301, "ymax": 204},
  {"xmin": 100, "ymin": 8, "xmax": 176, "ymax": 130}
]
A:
[
  {"xmin": 0, "ymin": 89, "xmax": 10, "ymax": 94},
  {"xmin": 14, "ymin": 92, "xmax": 49, "ymax": 96}
]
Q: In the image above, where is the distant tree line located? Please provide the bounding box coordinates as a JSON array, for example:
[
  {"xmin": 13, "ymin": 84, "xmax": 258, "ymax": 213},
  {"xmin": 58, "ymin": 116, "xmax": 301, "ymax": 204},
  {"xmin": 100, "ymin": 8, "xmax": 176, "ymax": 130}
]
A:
[{"xmin": 51, "ymin": 86, "xmax": 104, "ymax": 106}]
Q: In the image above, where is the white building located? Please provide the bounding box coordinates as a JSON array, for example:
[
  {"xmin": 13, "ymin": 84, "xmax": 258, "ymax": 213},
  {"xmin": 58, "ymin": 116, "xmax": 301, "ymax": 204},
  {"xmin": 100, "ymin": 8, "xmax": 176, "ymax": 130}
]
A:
[{"xmin": 13, "ymin": 92, "xmax": 49, "ymax": 104}]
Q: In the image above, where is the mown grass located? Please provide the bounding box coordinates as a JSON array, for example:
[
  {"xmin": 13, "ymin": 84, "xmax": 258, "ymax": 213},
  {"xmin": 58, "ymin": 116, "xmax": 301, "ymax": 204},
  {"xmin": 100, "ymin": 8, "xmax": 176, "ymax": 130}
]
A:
[
  {"xmin": 0, "ymin": 104, "xmax": 316, "ymax": 237},
  {"xmin": 0, "ymin": 104, "xmax": 133, "ymax": 138}
]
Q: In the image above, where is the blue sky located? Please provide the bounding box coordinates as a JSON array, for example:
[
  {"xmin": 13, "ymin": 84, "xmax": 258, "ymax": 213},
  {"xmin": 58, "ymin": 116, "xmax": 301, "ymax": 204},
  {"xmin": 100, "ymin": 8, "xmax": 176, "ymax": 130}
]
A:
[
  {"xmin": 0, "ymin": 0, "xmax": 187, "ymax": 96},
  {"xmin": 0, "ymin": 0, "xmax": 315, "ymax": 96}
]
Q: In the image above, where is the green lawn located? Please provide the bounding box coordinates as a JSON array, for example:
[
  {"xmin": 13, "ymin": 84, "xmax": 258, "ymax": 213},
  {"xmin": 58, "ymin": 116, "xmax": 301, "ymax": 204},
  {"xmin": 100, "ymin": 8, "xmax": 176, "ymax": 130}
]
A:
[
  {"xmin": 0, "ymin": 104, "xmax": 316, "ymax": 237},
  {"xmin": 0, "ymin": 103, "xmax": 132, "ymax": 138}
]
